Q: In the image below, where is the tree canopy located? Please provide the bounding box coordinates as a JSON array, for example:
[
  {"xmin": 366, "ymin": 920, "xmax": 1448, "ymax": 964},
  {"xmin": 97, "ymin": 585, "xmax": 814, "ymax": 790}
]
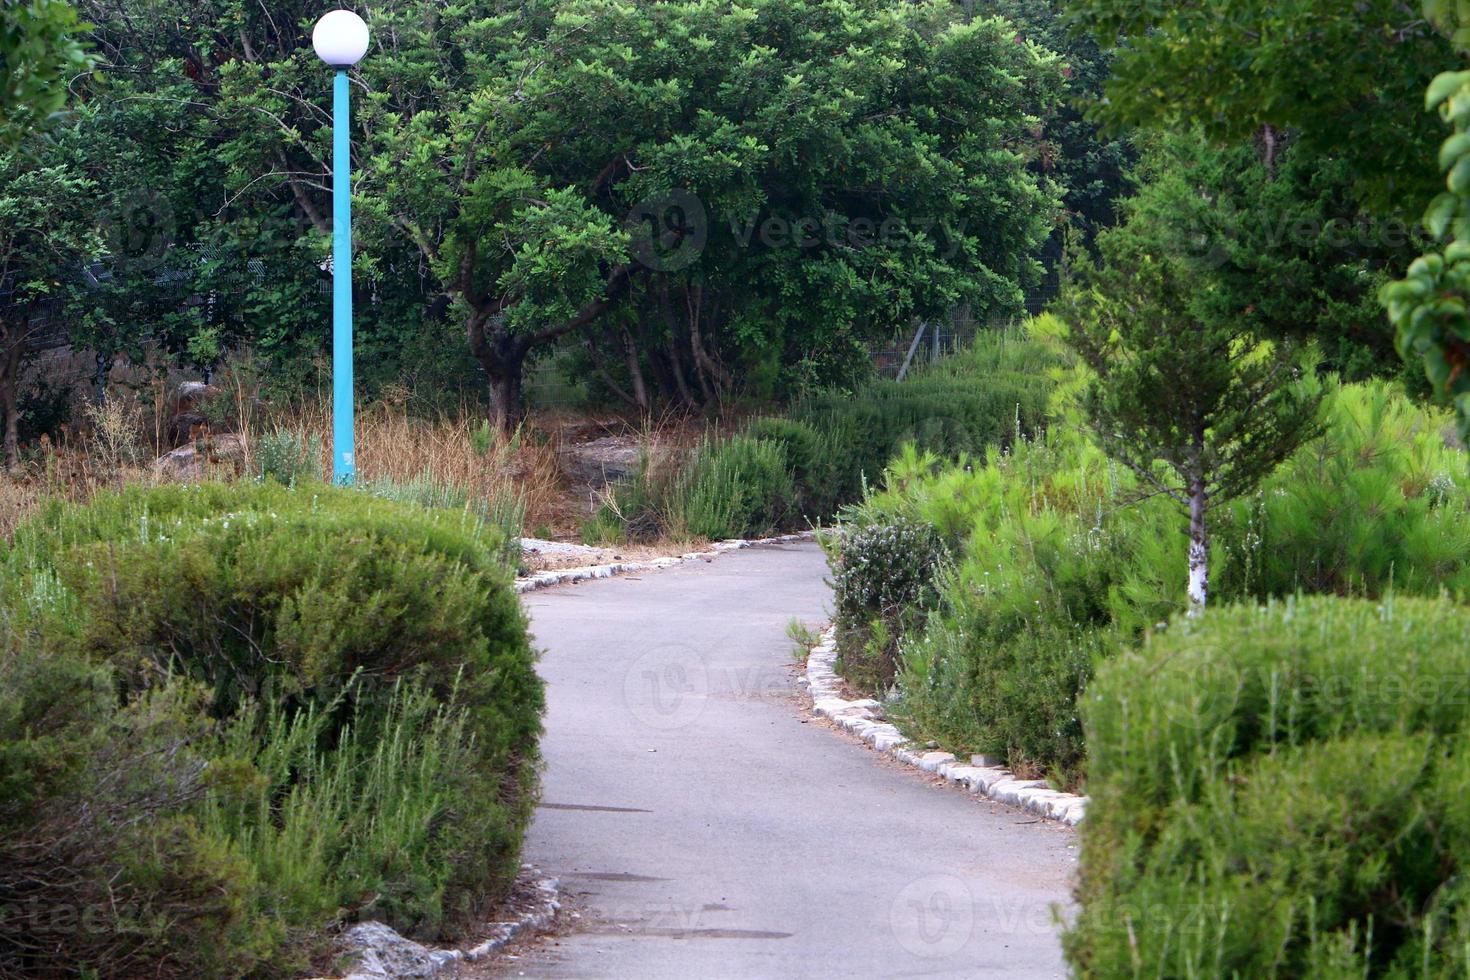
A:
[
  {"xmin": 1063, "ymin": 0, "xmax": 1455, "ymax": 212},
  {"xmin": 349, "ymin": 0, "xmax": 1067, "ymax": 424},
  {"xmin": 0, "ymin": 0, "xmax": 92, "ymax": 141}
]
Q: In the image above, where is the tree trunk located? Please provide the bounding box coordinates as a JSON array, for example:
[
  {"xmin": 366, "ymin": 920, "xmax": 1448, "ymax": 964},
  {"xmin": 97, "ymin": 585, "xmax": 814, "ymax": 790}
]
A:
[
  {"xmin": 1259, "ymin": 123, "xmax": 1280, "ymax": 178},
  {"xmin": 621, "ymin": 327, "xmax": 650, "ymax": 412},
  {"xmin": 463, "ymin": 265, "xmax": 635, "ymax": 431},
  {"xmin": 468, "ymin": 308, "xmax": 529, "ymax": 434},
  {"xmin": 664, "ymin": 335, "xmax": 697, "ymax": 408},
  {"xmin": 1186, "ymin": 460, "xmax": 1209, "ymax": 612},
  {"xmin": 487, "ymin": 353, "xmax": 525, "ymax": 434},
  {"xmin": 1, "ymin": 337, "xmax": 23, "ymax": 474},
  {"xmin": 686, "ymin": 287, "xmax": 732, "ymax": 403},
  {"xmin": 94, "ymin": 352, "xmax": 113, "ymax": 405}
]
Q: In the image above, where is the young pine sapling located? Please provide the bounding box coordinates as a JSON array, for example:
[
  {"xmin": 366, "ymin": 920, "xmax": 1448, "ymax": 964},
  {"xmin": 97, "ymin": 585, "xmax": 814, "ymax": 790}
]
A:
[{"xmin": 1059, "ymin": 205, "xmax": 1322, "ymax": 610}]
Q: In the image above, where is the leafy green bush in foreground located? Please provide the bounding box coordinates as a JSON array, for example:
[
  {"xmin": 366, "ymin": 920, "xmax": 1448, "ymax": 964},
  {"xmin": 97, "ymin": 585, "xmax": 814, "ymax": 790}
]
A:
[
  {"xmin": 0, "ymin": 482, "xmax": 543, "ymax": 977},
  {"xmin": 1069, "ymin": 595, "xmax": 1470, "ymax": 977}
]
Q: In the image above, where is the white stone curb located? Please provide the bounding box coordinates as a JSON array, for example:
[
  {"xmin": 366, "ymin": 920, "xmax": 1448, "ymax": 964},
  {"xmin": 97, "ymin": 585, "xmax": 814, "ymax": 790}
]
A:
[
  {"xmin": 513, "ymin": 531, "xmax": 816, "ymax": 593},
  {"xmin": 803, "ymin": 627, "xmax": 1089, "ymax": 827},
  {"xmin": 327, "ymin": 865, "xmax": 560, "ymax": 979}
]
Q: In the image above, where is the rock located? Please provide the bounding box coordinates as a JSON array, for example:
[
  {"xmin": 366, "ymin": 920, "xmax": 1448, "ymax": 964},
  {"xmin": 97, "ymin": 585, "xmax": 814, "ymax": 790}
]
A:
[
  {"xmin": 337, "ymin": 922, "xmax": 440, "ymax": 980},
  {"xmin": 519, "ymin": 537, "xmax": 603, "ymax": 558},
  {"xmin": 918, "ymin": 751, "xmax": 956, "ymax": 772},
  {"xmin": 153, "ymin": 432, "xmax": 245, "ymax": 480},
  {"xmin": 557, "ymin": 435, "xmax": 646, "ymax": 487},
  {"xmin": 166, "ymin": 381, "xmax": 221, "ymax": 447}
]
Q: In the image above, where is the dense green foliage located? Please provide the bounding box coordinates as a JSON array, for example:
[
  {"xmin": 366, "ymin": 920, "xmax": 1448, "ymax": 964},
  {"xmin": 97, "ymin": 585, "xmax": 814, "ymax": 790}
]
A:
[
  {"xmin": 0, "ymin": 483, "xmax": 542, "ymax": 976},
  {"xmin": 367, "ymin": 0, "xmax": 1065, "ymax": 423},
  {"xmin": 740, "ymin": 416, "xmax": 846, "ymax": 521},
  {"xmin": 1069, "ymin": 595, "xmax": 1470, "ymax": 977},
  {"xmin": 358, "ymin": 471, "xmax": 525, "ymax": 572},
  {"xmin": 985, "ymin": 0, "xmax": 1130, "ymax": 231},
  {"xmin": 1063, "ymin": 0, "xmax": 1454, "ymax": 212},
  {"xmin": 586, "ymin": 433, "xmax": 796, "ymax": 543},
  {"xmin": 587, "ymin": 329, "xmax": 1059, "ymax": 543},
  {"xmin": 27, "ymin": 0, "xmax": 1070, "ymax": 430},
  {"xmin": 1121, "ymin": 134, "xmax": 1418, "ymax": 381},
  {"xmin": 0, "ymin": 139, "xmax": 97, "ymax": 467},
  {"xmin": 833, "ymin": 367, "xmax": 1470, "ymax": 786},
  {"xmin": 1059, "ymin": 140, "xmax": 1325, "ymax": 607},
  {"xmin": 789, "ymin": 329, "xmax": 1060, "ymax": 507},
  {"xmin": 664, "ymin": 435, "xmax": 797, "ymax": 541},
  {"xmin": 0, "ymin": 0, "xmax": 92, "ymax": 140},
  {"xmin": 824, "ymin": 517, "xmax": 948, "ymax": 691}
]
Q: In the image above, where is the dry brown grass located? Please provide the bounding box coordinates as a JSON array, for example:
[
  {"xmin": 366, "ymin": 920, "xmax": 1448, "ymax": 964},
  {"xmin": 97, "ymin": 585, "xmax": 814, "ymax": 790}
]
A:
[
  {"xmin": 254, "ymin": 393, "xmax": 565, "ymax": 527},
  {"xmin": 0, "ymin": 386, "xmax": 572, "ymax": 542}
]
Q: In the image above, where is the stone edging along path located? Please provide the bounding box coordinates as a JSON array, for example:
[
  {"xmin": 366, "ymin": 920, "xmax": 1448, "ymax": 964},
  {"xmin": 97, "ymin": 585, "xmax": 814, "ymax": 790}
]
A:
[
  {"xmin": 802, "ymin": 627, "xmax": 1090, "ymax": 827},
  {"xmin": 321, "ymin": 865, "xmax": 560, "ymax": 980},
  {"xmin": 513, "ymin": 531, "xmax": 817, "ymax": 593}
]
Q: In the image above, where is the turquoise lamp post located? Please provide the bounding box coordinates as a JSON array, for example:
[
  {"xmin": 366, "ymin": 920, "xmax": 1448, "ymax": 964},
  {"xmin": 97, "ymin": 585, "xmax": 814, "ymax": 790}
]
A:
[{"xmin": 312, "ymin": 9, "xmax": 369, "ymax": 485}]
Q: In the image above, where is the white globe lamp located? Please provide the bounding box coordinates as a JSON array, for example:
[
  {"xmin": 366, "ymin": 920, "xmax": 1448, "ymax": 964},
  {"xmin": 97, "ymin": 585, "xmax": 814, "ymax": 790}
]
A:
[{"xmin": 312, "ymin": 9, "xmax": 369, "ymax": 67}]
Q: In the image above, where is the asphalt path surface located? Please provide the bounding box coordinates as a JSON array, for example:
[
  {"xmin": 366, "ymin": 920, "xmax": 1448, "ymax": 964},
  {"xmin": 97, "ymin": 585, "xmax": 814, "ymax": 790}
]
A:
[{"xmin": 502, "ymin": 541, "xmax": 1076, "ymax": 979}]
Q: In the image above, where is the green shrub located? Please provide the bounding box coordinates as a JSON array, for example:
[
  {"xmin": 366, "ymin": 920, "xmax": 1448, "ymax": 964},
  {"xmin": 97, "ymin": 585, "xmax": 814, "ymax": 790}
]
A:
[
  {"xmin": 0, "ymin": 482, "xmax": 543, "ymax": 976},
  {"xmin": 836, "ymin": 379, "xmax": 1470, "ymax": 787},
  {"xmin": 255, "ymin": 428, "xmax": 322, "ymax": 487},
  {"xmin": 584, "ymin": 328, "xmax": 1058, "ymax": 543},
  {"xmin": 825, "ymin": 517, "xmax": 948, "ymax": 691},
  {"xmin": 1068, "ymin": 596, "xmax": 1470, "ymax": 978},
  {"xmin": 0, "ymin": 641, "xmax": 275, "ymax": 977},
  {"xmin": 863, "ymin": 434, "xmax": 1176, "ymax": 785},
  {"xmin": 741, "ymin": 416, "xmax": 843, "ymax": 520},
  {"xmin": 588, "ymin": 435, "xmax": 796, "ymax": 543},
  {"xmin": 792, "ymin": 327, "xmax": 1057, "ymax": 504},
  {"xmin": 582, "ymin": 446, "xmax": 688, "ymax": 545},
  {"xmin": 200, "ymin": 675, "xmax": 493, "ymax": 946},
  {"xmin": 358, "ymin": 471, "xmax": 524, "ymax": 571},
  {"xmin": 1218, "ymin": 380, "xmax": 1470, "ymax": 599},
  {"xmin": 668, "ymin": 435, "xmax": 796, "ymax": 540}
]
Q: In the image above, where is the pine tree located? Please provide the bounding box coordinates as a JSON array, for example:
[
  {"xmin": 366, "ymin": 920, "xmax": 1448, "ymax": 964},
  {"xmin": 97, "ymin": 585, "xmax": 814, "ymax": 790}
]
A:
[{"xmin": 1058, "ymin": 150, "xmax": 1323, "ymax": 610}]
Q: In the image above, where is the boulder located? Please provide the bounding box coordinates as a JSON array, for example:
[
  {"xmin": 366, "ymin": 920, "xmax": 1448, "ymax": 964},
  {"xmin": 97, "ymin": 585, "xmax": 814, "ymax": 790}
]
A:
[
  {"xmin": 153, "ymin": 432, "xmax": 245, "ymax": 480},
  {"xmin": 336, "ymin": 921, "xmax": 441, "ymax": 980},
  {"xmin": 557, "ymin": 435, "xmax": 645, "ymax": 487},
  {"xmin": 166, "ymin": 381, "xmax": 222, "ymax": 447}
]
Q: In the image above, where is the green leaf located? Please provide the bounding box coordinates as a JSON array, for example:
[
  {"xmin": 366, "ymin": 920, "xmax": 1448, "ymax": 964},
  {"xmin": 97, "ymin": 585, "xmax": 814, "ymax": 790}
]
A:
[
  {"xmin": 1426, "ymin": 70, "xmax": 1470, "ymax": 111},
  {"xmin": 1449, "ymin": 155, "xmax": 1470, "ymax": 195},
  {"xmin": 1426, "ymin": 193, "xmax": 1460, "ymax": 238},
  {"xmin": 1440, "ymin": 132, "xmax": 1470, "ymax": 172}
]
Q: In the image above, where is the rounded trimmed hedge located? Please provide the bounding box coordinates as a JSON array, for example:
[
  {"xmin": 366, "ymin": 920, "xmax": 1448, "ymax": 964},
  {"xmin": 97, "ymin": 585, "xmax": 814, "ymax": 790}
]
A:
[
  {"xmin": 0, "ymin": 482, "xmax": 543, "ymax": 977},
  {"xmin": 1068, "ymin": 595, "xmax": 1470, "ymax": 977}
]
